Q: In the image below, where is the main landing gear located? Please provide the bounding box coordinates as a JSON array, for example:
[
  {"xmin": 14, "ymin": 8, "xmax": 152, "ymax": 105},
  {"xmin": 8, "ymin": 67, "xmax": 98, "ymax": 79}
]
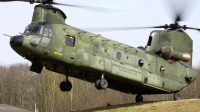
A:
[
  {"xmin": 60, "ymin": 76, "xmax": 72, "ymax": 92},
  {"xmin": 95, "ymin": 74, "xmax": 108, "ymax": 90},
  {"xmin": 135, "ymin": 94, "xmax": 143, "ymax": 102},
  {"xmin": 174, "ymin": 92, "xmax": 181, "ymax": 101}
]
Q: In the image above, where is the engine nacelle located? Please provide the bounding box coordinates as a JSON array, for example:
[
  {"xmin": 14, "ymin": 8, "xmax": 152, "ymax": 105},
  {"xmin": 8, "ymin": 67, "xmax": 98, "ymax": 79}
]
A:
[{"xmin": 161, "ymin": 45, "xmax": 190, "ymax": 62}]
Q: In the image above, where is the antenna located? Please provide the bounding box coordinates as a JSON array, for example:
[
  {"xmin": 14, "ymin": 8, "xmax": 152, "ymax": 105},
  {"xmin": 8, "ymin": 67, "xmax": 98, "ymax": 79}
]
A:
[{"xmin": 3, "ymin": 34, "xmax": 12, "ymax": 37}]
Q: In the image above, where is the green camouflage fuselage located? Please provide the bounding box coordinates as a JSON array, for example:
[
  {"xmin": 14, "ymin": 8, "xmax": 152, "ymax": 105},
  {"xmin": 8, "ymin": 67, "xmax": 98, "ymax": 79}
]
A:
[{"xmin": 11, "ymin": 5, "xmax": 198, "ymax": 94}]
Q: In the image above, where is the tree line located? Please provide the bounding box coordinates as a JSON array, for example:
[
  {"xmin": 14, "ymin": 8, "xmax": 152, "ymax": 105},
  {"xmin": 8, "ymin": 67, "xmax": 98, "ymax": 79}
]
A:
[{"xmin": 0, "ymin": 63, "xmax": 200, "ymax": 112}]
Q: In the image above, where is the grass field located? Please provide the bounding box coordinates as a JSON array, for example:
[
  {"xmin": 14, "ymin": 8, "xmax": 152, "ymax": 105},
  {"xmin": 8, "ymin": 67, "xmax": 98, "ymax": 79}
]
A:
[{"xmin": 80, "ymin": 99, "xmax": 200, "ymax": 112}]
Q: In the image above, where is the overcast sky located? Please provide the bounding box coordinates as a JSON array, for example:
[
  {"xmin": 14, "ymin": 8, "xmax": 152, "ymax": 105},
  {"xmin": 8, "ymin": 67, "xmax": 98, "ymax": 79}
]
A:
[{"xmin": 0, "ymin": 0, "xmax": 200, "ymax": 67}]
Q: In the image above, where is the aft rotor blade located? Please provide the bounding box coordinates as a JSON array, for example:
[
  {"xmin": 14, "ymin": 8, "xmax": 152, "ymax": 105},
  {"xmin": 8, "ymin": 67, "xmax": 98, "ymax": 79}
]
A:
[
  {"xmin": 83, "ymin": 26, "xmax": 164, "ymax": 32},
  {"xmin": 52, "ymin": 2, "xmax": 122, "ymax": 12},
  {"xmin": 166, "ymin": 0, "xmax": 190, "ymax": 23},
  {"xmin": 175, "ymin": 14, "xmax": 181, "ymax": 23},
  {"xmin": 185, "ymin": 27, "xmax": 200, "ymax": 31}
]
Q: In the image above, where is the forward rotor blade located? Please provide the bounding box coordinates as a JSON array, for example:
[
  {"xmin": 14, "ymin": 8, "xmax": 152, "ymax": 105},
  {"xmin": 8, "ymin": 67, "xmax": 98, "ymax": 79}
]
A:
[
  {"xmin": 52, "ymin": 2, "xmax": 122, "ymax": 12},
  {"xmin": 0, "ymin": 0, "xmax": 29, "ymax": 2},
  {"xmin": 0, "ymin": 0, "xmax": 124, "ymax": 12}
]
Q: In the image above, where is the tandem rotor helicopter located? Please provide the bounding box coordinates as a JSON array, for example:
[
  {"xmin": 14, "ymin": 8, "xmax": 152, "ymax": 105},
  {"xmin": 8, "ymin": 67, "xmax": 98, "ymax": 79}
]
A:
[{"xmin": 1, "ymin": 0, "xmax": 199, "ymax": 102}]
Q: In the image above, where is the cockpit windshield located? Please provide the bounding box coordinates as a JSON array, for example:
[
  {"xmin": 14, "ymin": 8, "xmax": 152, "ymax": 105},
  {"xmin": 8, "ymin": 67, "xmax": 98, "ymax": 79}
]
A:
[
  {"xmin": 24, "ymin": 26, "xmax": 33, "ymax": 34},
  {"xmin": 24, "ymin": 22, "xmax": 50, "ymax": 35},
  {"xmin": 31, "ymin": 25, "xmax": 44, "ymax": 34}
]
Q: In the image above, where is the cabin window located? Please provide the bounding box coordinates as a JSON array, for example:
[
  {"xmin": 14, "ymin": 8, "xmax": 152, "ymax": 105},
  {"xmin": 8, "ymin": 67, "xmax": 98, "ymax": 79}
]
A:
[
  {"xmin": 160, "ymin": 66, "xmax": 165, "ymax": 74},
  {"xmin": 65, "ymin": 35, "xmax": 75, "ymax": 47},
  {"xmin": 138, "ymin": 59, "xmax": 144, "ymax": 67},
  {"xmin": 93, "ymin": 44, "xmax": 99, "ymax": 53},
  {"xmin": 116, "ymin": 52, "xmax": 122, "ymax": 60}
]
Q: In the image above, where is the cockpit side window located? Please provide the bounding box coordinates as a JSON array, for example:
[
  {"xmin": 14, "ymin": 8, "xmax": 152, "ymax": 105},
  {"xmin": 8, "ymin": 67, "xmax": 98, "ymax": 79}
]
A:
[
  {"xmin": 44, "ymin": 27, "xmax": 53, "ymax": 37},
  {"xmin": 65, "ymin": 35, "xmax": 75, "ymax": 47},
  {"xmin": 44, "ymin": 28, "xmax": 49, "ymax": 37},
  {"xmin": 24, "ymin": 26, "xmax": 33, "ymax": 34}
]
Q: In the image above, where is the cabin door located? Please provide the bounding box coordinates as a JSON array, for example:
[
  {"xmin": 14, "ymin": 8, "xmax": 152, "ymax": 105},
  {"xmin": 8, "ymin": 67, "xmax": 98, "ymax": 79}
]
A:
[{"xmin": 62, "ymin": 35, "xmax": 77, "ymax": 64}]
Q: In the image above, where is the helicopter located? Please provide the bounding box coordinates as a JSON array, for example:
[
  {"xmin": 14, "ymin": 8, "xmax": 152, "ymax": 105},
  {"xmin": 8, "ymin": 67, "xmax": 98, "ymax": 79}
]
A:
[{"xmin": 1, "ymin": 0, "xmax": 199, "ymax": 102}]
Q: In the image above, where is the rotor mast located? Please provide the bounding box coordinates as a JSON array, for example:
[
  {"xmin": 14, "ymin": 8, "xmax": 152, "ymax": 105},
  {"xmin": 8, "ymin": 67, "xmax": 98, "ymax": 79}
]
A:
[{"xmin": 31, "ymin": 5, "xmax": 67, "ymax": 24}]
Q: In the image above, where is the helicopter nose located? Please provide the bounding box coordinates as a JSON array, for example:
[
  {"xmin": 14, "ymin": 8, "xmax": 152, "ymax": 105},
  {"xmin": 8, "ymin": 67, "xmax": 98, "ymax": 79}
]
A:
[{"xmin": 10, "ymin": 35, "xmax": 24, "ymax": 47}]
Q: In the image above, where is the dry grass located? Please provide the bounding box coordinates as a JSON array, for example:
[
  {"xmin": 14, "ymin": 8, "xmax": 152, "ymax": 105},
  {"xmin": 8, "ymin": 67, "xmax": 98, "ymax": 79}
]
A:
[{"xmin": 80, "ymin": 99, "xmax": 200, "ymax": 112}]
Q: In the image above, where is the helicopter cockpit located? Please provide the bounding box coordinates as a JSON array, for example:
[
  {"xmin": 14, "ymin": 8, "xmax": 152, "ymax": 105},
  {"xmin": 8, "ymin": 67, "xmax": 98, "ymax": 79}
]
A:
[
  {"xmin": 24, "ymin": 22, "xmax": 51, "ymax": 35},
  {"xmin": 10, "ymin": 22, "xmax": 52, "ymax": 48}
]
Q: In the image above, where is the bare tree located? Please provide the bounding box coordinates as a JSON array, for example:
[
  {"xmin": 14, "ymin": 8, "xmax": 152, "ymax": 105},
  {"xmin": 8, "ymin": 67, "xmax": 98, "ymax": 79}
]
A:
[{"xmin": 0, "ymin": 62, "xmax": 200, "ymax": 112}]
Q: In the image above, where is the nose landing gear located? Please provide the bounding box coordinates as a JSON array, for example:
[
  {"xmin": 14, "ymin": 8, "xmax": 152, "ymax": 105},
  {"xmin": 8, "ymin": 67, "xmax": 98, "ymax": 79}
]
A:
[{"xmin": 60, "ymin": 80, "xmax": 72, "ymax": 92}]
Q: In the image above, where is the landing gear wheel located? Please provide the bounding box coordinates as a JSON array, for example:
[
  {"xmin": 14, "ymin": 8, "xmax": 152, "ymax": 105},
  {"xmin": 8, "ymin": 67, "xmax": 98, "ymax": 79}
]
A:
[
  {"xmin": 95, "ymin": 79, "xmax": 101, "ymax": 90},
  {"xmin": 136, "ymin": 94, "xmax": 143, "ymax": 102},
  {"xmin": 99, "ymin": 78, "xmax": 108, "ymax": 89},
  {"xmin": 95, "ymin": 78, "xmax": 108, "ymax": 90},
  {"xmin": 60, "ymin": 81, "xmax": 65, "ymax": 91},
  {"xmin": 174, "ymin": 92, "xmax": 181, "ymax": 101},
  {"xmin": 60, "ymin": 81, "xmax": 72, "ymax": 92}
]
